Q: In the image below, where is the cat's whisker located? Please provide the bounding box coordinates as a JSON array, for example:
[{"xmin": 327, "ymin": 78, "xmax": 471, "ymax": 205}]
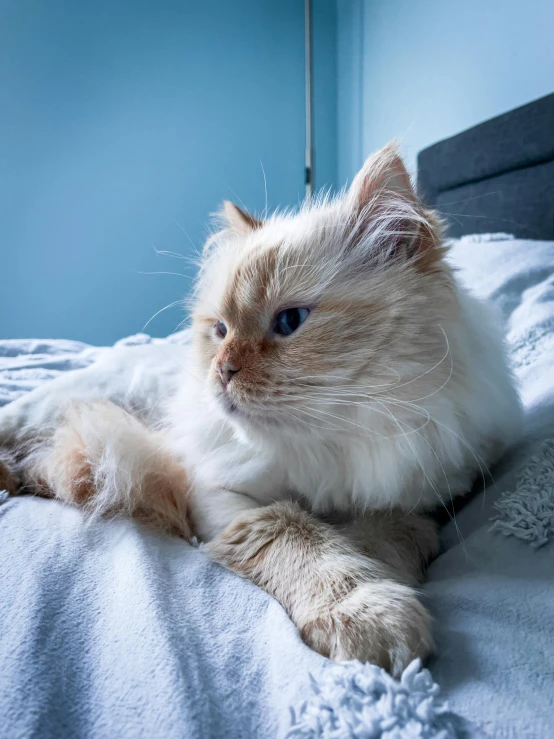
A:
[
  {"xmin": 280, "ymin": 408, "xmax": 333, "ymax": 439},
  {"xmin": 286, "ymin": 397, "xmax": 433, "ymax": 440},
  {"xmin": 260, "ymin": 160, "xmax": 268, "ymax": 219},
  {"xmin": 385, "ymin": 397, "xmax": 492, "ymax": 497},
  {"xmin": 291, "ymin": 382, "xmax": 491, "ymax": 499},
  {"xmin": 395, "ymin": 420, "xmax": 464, "ymax": 549},
  {"xmin": 288, "ymin": 379, "xmax": 400, "ymax": 395},
  {"xmin": 153, "ymin": 246, "xmax": 203, "ymax": 269},
  {"xmin": 290, "ymin": 405, "xmax": 352, "ymax": 433},
  {"xmin": 329, "ymin": 345, "xmax": 453, "ymax": 406},
  {"xmin": 153, "ymin": 247, "xmax": 189, "ymax": 261},
  {"xmin": 142, "ymin": 300, "xmax": 185, "ymax": 332},
  {"xmin": 290, "ymin": 380, "xmax": 400, "ymax": 393},
  {"xmin": 379, "ymin": 407, "xmax": 468, "ymax": 555},
  {"xmin": 285, "ymin": 327, "xmax": 452, "ymax": 406},
  {"xmin": 388, "ymin": 395, "xmax": 492, "ymax": 479},
  {"xmin": 291, "ymin": 365, "xmax": 402, "ymax": 384},
  {"xmin": 369, "ymin": 396, "xmax": 467, "ymax": 550},
  {"xmin": 173, "ymin": 317, "xmax": 192, "ymax": 333},
  {"xmin": 383, "ymin": 326, "xmax": 453, "ymax": 399},
  {"xmin": 173, "ymin": 219, "xmax": 203, "ymax": 259}
]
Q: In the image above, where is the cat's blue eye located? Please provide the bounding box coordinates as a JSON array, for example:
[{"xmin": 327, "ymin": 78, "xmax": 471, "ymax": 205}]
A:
[
  {"xmin": 274, "ymin": 307, "xmax": 310, "ymax": 336},
  {"xmin": 215, "ymin": 321, "xmax": 227, "ymax": 338}
]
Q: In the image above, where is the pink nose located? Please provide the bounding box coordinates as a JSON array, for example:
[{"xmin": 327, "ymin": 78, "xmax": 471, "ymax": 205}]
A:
[{"xmin": 218, "ymin": 361, "xmax": 240, "ymax": 387}]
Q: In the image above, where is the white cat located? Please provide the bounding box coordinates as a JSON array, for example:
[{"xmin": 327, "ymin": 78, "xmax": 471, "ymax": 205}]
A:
[{"xmin": 0, "ymin": 144, "xmax": 521, "ymax": 676}]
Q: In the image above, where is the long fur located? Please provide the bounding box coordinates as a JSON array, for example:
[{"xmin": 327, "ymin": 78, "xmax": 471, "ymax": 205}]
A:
[
  {"xmin": 1, "ymin": 143, "xmax": 522, "ymax": 674},
  {"xmin": 172, "ymin": 144, "xmax": 521, "ymax": 529}
]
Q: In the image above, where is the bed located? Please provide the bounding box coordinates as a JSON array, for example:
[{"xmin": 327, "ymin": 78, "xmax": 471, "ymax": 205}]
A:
[{"xmin": 2, "ymin": 94, "xmax": 554, "ymax": 738}]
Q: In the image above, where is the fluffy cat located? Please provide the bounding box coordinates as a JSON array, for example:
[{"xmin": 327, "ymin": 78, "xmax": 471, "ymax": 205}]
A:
[{"xmin": 0, "ymin": 144, "xmax": 521, "ymax": 676}]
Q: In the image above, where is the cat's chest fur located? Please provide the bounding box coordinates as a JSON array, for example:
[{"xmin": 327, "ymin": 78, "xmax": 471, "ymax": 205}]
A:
[{"xmin": 172, "ymin": 407, "xmax": 468, "ymax": 515}]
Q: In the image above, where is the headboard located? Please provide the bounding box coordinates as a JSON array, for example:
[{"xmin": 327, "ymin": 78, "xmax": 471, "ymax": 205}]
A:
[{"xmin": 417, "ymin": 92, "xmax": 554, "ymax": 240}]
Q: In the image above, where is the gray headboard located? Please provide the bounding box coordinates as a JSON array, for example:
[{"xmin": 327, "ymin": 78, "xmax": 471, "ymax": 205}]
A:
[{"xmin": 417, "ymin": 92, "xmax": 554, "ymax": 240}]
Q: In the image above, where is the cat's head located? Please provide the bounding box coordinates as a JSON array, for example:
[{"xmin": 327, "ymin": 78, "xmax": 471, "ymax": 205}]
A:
[{"xmin": 191, "ymin": 143, "xmax": 455, "ymax": 436}]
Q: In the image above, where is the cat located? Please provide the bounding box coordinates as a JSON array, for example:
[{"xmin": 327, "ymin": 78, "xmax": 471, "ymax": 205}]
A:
[{"xmin": 0, "ymin": 143, "xmax": 522, "ymax": 677}]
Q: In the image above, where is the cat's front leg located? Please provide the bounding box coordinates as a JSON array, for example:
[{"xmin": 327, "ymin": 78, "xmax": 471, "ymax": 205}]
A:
[
  {"xmin": 7, "ymin": 399, "xmax": 192, "ymax": 538},
  {"xmin": 188, "ymin": 486, "xmax": 262, "ymax": 542},
  {"xmin": 204, "ymin": 501, "xmax": 435, "ymax": 677}
]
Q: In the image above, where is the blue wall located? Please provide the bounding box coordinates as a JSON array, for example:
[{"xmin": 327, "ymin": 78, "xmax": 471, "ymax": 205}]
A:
[
  {"xmin": 1, "ymin": 0, "xmax": 337, "ymax": 344},
  {"xmin": 338, "ymin": 0, "xmax": 554, "ymax": 182},
  {"xmin": 5, "ymin": 0, "xmax": 554, "ymax": 342}
]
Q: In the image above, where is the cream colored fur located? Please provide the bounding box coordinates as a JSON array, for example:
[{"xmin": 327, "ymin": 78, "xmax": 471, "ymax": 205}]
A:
[
  {"xmin": 0, "ymin": 143, "xmax": 522, "ymax": 675},
  {"xmin": 205, "ymin": 502, "xmax": 434, "ymax": 676}
]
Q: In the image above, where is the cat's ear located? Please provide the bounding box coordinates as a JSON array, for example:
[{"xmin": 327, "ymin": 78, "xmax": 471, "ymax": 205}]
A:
[
  {"xmin": 222, "ymin": 201, "xmax": 262, "ymax": 236},
  {"xmin": 347, "ymin": 142, "xmax": 416, "ymax": 212},
  {"xmin": 345, "ymin": 142, "xmax": 444, "ymax": 268}
]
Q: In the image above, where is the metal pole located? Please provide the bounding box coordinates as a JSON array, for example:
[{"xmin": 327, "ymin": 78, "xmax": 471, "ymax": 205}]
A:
[{"xmin": 305, "ymin": 0, "xmax": 314, "ymax": 198}]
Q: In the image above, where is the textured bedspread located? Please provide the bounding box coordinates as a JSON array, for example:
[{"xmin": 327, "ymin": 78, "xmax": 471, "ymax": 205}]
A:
[{"xmin": 1, "ymin": 236, "xmax": 553, "ymax": 738}]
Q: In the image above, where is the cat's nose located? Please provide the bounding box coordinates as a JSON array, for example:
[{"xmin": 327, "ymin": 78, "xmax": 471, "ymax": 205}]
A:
[{"xmin": 218, "ymin": 361, "xmax": 240, "ymax": 387}]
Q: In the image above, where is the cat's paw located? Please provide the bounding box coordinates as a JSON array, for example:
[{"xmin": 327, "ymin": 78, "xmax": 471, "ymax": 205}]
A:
[
  {"xmin": 30, "ymin": 400, "xmax": 191, "ymax": 537},
  {"xmin": 203, "ymin": 504, "xmax": 278, "ymax": 574},
  {"xmin": 205, "ymin": 502, "xmax": 433, "ymax": 678},
  {"xmin": 301, "ymin": 580, "xmax": 433, "ymax": 677},
  {"xmin": 203, "ymin": 501, "xmax": 318, "ymax": 577}
]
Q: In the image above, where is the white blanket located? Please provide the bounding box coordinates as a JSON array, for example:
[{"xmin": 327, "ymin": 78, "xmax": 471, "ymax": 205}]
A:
[{"xmin": 1, "ymin": 236, "xmax": 554, "ymax": 738}]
